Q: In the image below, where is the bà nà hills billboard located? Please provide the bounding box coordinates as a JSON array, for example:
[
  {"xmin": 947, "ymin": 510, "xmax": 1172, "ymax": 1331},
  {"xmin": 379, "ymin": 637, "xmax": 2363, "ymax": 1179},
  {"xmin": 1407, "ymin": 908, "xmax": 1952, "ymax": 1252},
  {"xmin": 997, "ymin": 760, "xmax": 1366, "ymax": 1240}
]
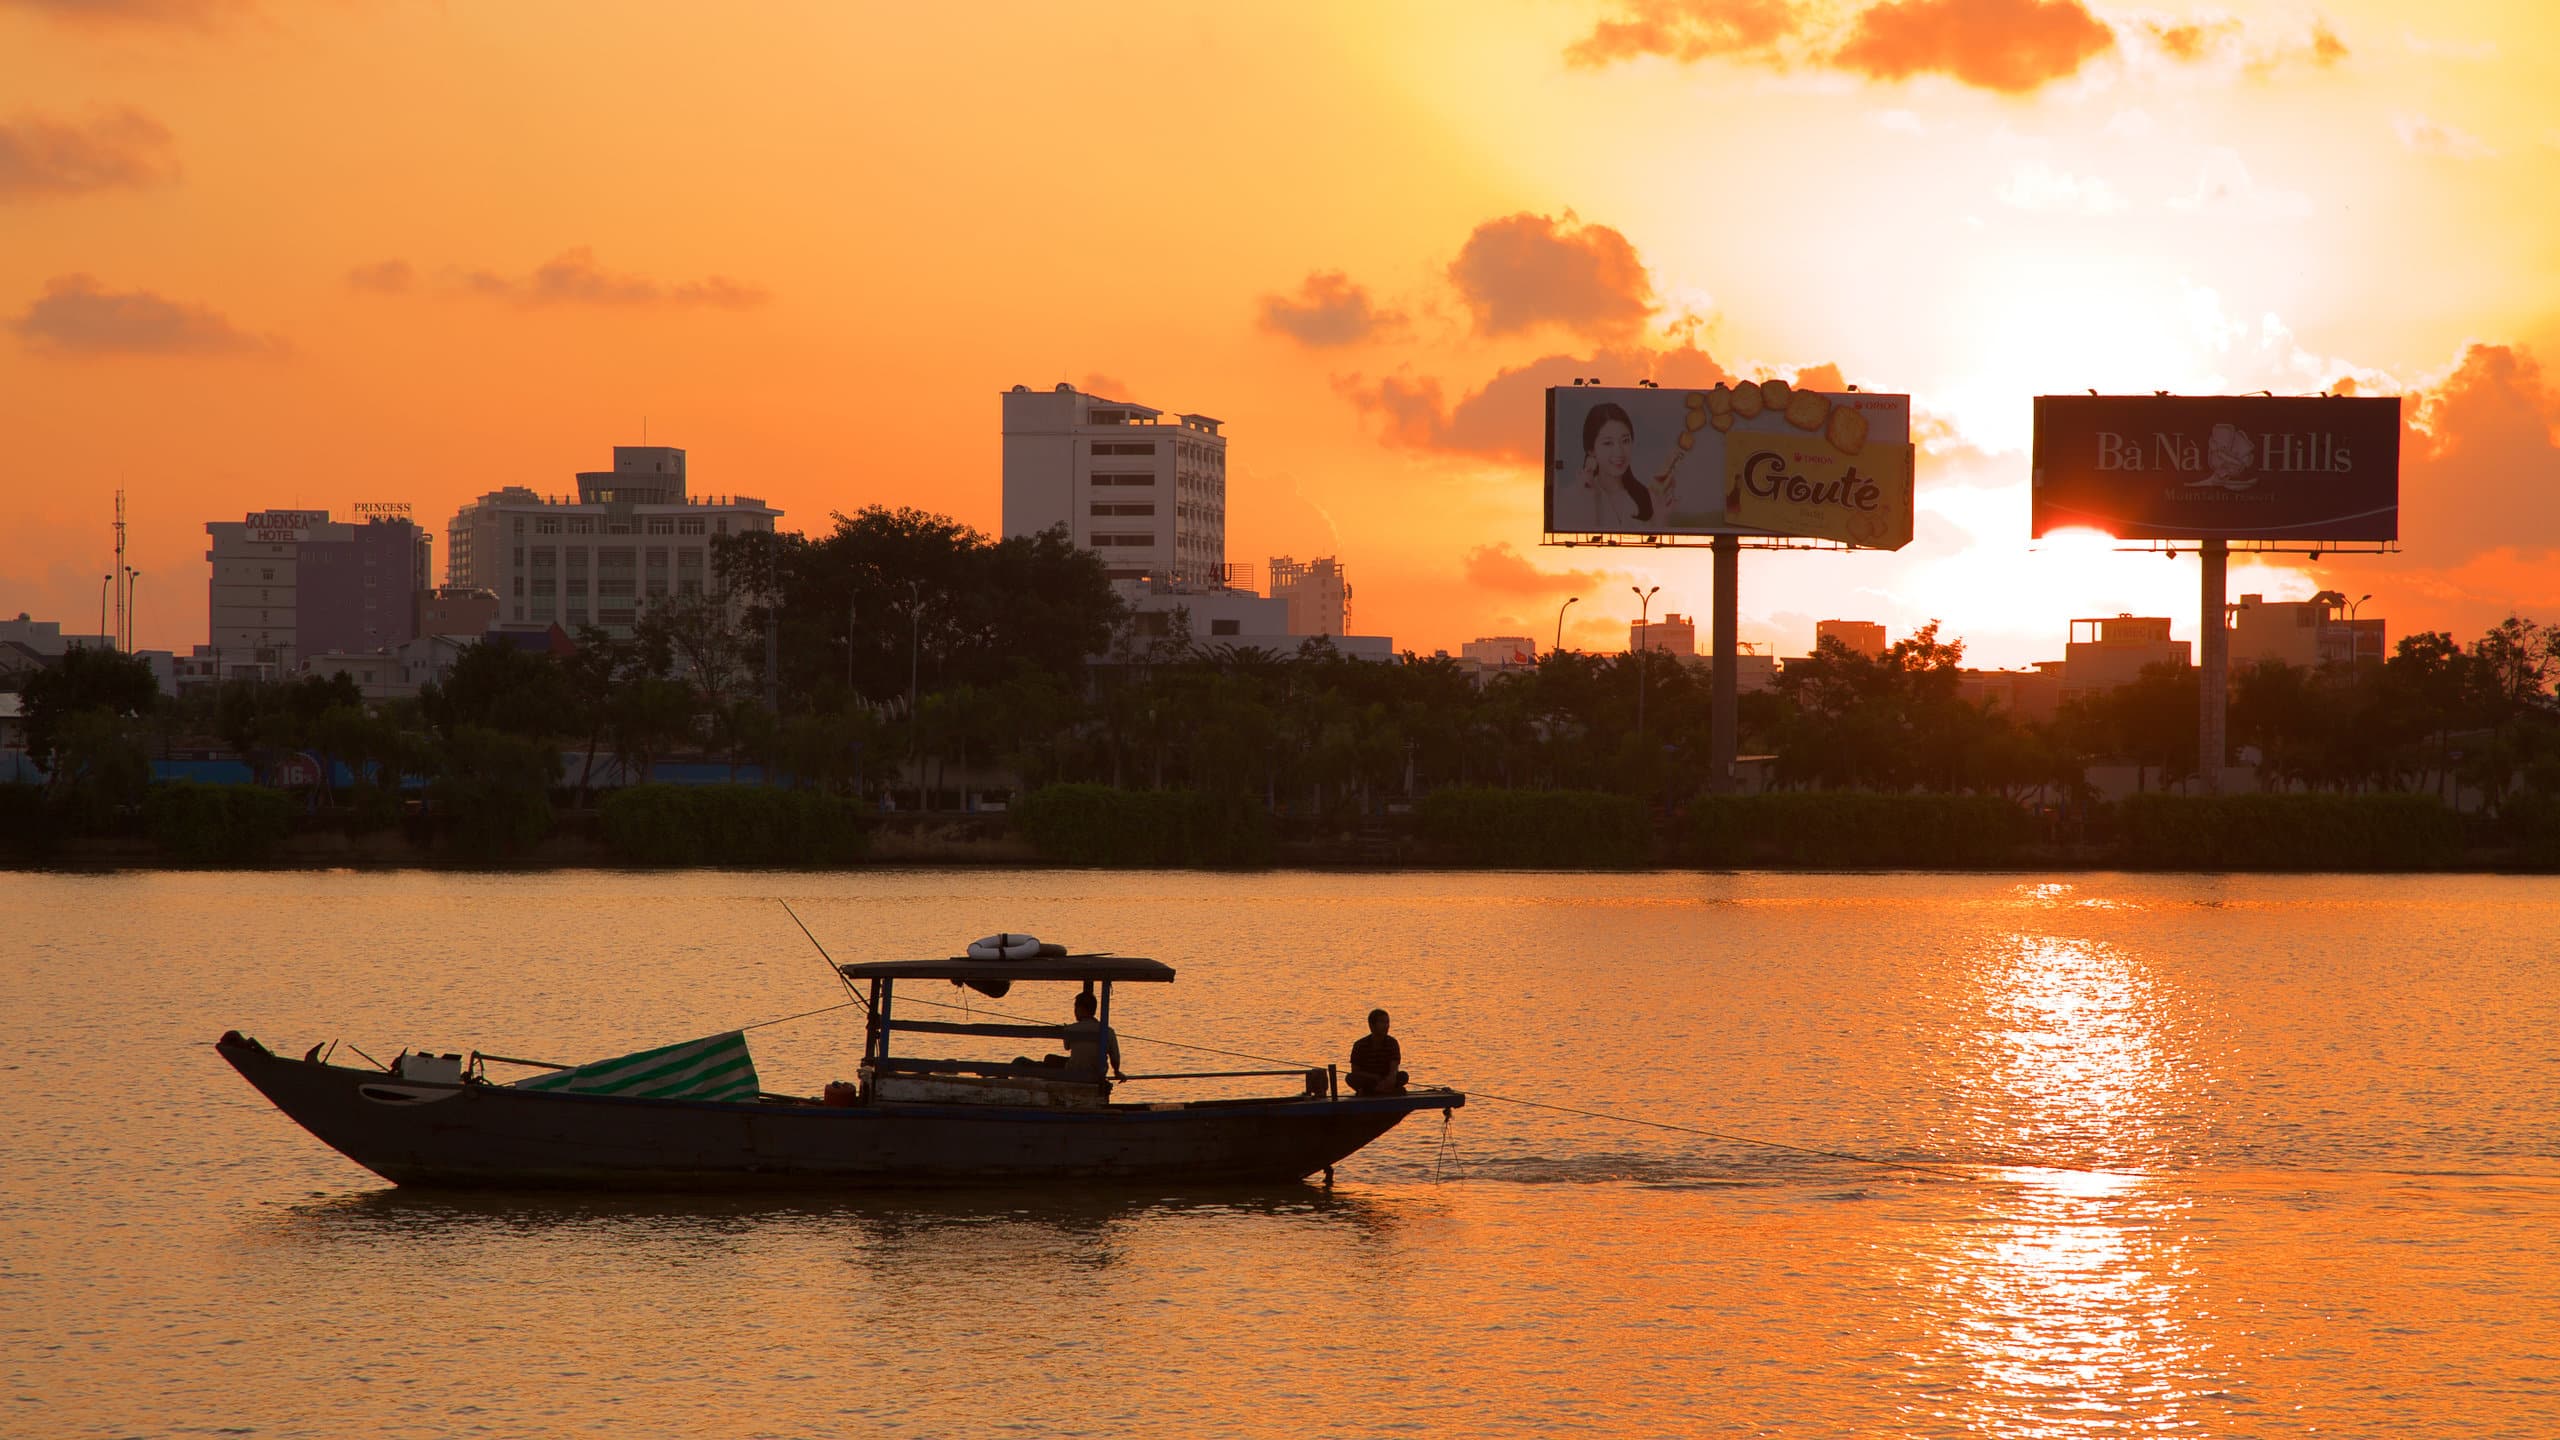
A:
[
  {"xmin": 1546, "ymin": 383, "xmax": 1914, "ymax": 548},
  {"xmin": 2032, "ymin": 394, "xmax": 2401, "ymax": 542}
]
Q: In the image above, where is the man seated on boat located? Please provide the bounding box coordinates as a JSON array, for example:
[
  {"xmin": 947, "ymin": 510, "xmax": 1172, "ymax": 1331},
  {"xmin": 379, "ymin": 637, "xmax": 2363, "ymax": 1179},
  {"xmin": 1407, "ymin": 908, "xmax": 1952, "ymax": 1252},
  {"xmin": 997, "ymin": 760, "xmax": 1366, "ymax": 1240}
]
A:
[
  {"xmin": 1056, "ymin": 990, "xmax": 1125, "ymax": 1084},
  {"xmin": 1347, "ymin": 1009, "xmax": 1408, "ymax": 1096}
]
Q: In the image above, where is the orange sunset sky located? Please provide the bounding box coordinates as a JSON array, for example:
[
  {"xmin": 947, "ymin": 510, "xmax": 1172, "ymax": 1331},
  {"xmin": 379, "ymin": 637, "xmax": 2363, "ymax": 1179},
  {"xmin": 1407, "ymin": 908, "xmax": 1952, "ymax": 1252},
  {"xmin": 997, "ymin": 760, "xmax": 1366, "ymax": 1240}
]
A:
[{"xmin": 6, "ymin": 0, "xmax": 2558, "ymax": 667}]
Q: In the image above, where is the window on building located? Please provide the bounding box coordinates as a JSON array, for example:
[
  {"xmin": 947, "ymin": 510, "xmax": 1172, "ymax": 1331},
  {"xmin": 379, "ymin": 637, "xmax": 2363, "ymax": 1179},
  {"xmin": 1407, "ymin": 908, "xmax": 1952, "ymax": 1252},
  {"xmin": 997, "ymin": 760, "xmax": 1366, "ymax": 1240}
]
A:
[
  {"xmin": 1210, "ymin": 619, "xmax": 1240, "ymax": 636},
  {"xmin": 678, "ymin": 516, "xmax": 706, "ymax": 535},
  {"xmin": 261, "ymin": 568, "xmax": 274, "ymax": 581},
  {"xmin": 646, "ymin": 516, "xmax": 676, "ymax": 535},
  {"xmin": 512, "ymin": 517, "xmax": 525, "ymax": 533},
  {"xmin": 1090, "ymin": 533, "xmax": 1156, "ymax": 547},
  {"xmin": 1091, "ymin": 503, "xmax": 1156, "ymax": 516},
  {"xmin": 569, "ymin": 516, "xmax": 597, "ymax": 535},
  {"xmin": 536, "ymin": 516, "xmax": 562, "ymax": 534},
  {"xmin": 1090, "ymin": 441, "xmax": 1158, "ymax": 456},
  {"xmin": 1091, "ymin": 473, "xmax": 1156, "ymax": 486}
]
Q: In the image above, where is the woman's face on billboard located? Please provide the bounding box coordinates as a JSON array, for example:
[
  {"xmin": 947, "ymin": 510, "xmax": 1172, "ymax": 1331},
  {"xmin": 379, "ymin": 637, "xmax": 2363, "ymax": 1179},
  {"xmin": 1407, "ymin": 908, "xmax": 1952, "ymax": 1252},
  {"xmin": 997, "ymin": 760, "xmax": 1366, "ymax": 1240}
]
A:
[{"xmin": 1592, "ymin": 418, "xmax": 1633, "ymax": 479}]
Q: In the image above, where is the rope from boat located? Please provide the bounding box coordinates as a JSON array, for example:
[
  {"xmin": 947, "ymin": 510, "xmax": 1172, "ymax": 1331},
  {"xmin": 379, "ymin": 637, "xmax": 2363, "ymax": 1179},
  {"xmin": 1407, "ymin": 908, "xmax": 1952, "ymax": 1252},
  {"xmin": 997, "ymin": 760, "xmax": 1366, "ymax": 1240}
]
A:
[{"xmin": 887, "ymin": 991, "xmax": 1981, "ymax": 1178}]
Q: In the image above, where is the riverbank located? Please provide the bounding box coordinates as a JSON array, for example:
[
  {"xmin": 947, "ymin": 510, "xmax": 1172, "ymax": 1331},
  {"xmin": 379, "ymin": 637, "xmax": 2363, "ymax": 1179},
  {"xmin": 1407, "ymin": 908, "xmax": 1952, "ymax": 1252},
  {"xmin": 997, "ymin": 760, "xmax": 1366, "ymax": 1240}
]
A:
[{"xmin": 14, "ymin": 799, "xmax": 2560, "ymax": 872}]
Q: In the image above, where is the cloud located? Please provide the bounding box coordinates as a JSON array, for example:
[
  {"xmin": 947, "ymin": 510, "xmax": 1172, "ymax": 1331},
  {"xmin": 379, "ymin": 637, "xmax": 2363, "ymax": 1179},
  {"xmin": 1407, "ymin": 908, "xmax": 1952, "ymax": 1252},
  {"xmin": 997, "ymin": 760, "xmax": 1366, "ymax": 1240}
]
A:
[
  {"xmin": 1563, "ymin": 0, "xmax": 1799, "ymax": 67},
  {"xmin": 1338, "ymin": 341, "xmax": 1735, "ymax": 461},
  {"xmin": 344, "ymin": 258, "xmax": 413, "ymax": 293},
  {"xmin": 2394, "ymin": 113, "xmax": 2494, "ymax": 158},
  {"xmin": 2144, "ymin": 17, "xmax": 2241, "ymax": 62},
  {"xmin": 1, "ymin": 0, "xmax": 251, "ymax": 26},
  {"xmin": 1448, "ymin": 211, "xmax": 1653, "ymax": 341},
  {"xmin": 1832, "ymin": 0, "xmax": 2114, "ymax": 93},
  {"xmin": 8, "ymin": 273, "xmax": 273, "ymax": 354},
  {"xmin": 1998, "ymin": 161, "xmax": 2128, "ymax": 214},
  {"xmin": 1464, "ymin": 542, "xmax": 1608, "ymax": 596},
  {"xmin": 0, "ymin": 107, "xmax": 179, "ymax": 201},
  {"xmin": 1081, "ymin": 372, "xmax": 1131, "ymax": 398},
  {"xmin": 2166, "ymin": 146, "xmax": 2313, "ymax": 219},
  {"xmin": 1256, "ymin": 270, "xmax": 1403, "ymax": 347},
  {"xmin": 2403, "ymin": 344, "xmax": 2560, "ymax": 564},
  {"xmin": 456, "ymin": 247, "xmax": 768, "ymax": 309}
]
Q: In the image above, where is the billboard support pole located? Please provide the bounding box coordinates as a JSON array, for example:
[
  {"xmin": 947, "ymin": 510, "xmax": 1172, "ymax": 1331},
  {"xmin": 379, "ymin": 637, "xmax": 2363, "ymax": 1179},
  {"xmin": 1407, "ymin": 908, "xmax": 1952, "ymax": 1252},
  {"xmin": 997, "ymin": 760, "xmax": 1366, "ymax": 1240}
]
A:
[
  {"xmin": 1712, "ymin": 534, "xmax": 1739, "ymax": 793},
  {"xmin": 2198, "ymin": 538, "xmax": 2229, "ymax": 795}
]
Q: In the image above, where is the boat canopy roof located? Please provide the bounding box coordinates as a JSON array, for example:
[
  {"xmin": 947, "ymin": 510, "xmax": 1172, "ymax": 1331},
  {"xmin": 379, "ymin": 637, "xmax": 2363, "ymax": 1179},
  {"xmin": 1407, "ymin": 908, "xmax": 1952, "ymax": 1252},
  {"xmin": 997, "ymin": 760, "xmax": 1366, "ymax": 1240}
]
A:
[{"xmin": 837, "ymin": 956, "xmax": 1177, "ymax": 984}]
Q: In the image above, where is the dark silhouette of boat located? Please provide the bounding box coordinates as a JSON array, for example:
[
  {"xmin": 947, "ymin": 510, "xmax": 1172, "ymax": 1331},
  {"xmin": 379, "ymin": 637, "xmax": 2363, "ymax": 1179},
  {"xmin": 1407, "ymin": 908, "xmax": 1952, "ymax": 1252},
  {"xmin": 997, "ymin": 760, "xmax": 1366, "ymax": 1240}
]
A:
[{"xmin": 216, "ymin": 949, "xmax": 1461, "ymax": 1189}]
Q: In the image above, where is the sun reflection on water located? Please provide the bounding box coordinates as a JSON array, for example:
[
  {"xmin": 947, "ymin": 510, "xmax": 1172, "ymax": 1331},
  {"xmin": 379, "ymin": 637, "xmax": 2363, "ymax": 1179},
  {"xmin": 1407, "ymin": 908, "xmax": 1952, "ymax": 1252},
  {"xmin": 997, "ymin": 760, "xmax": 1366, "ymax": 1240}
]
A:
[{"xmin": 1911, "ymin": 930, "xmax": 2222, "ymax": 1436}]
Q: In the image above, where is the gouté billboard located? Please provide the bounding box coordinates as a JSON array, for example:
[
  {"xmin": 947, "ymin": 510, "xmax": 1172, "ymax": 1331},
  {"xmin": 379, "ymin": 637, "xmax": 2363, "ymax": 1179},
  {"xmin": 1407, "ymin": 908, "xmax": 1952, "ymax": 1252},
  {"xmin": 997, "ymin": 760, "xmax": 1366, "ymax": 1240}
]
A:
[
  {"xmin": 2031, "ymin": 395, "xmax": 2401, "ymax": 542},
  {"xmin": 1546, "ymin": 383, "xmax": 1914, "ymax": 547}
]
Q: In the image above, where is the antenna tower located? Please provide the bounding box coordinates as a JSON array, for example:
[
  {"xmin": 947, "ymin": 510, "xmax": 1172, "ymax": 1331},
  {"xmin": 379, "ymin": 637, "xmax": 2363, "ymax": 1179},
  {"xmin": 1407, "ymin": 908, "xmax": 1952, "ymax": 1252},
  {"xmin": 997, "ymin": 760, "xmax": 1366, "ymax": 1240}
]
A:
[{"xmin": 114, "ymin": 488, "xmax": 128, "ymax": 652}]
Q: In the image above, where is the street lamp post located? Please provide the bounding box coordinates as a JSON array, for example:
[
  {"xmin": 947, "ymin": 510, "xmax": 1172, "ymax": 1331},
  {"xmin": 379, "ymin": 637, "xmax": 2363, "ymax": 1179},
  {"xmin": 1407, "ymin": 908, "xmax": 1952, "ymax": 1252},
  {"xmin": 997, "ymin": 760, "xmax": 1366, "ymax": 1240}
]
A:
[
  {"xmin": 2349, "ymin": 592, "xmax": 2375, "ymax": 664},
  {"xmin": 98, "ymin": 574, "xmax": 111, "ymax": 650},
  {"xmin": 1631, "ymin": 584, "xmax": 1660, "ymax": 739},
  {"xmin": 1554, "ymin": 595, "xmax": 1579, "ymax": 656},
  {"xmin": 127, "ymin": 571, "xmax": 141, "ymax": 654}
]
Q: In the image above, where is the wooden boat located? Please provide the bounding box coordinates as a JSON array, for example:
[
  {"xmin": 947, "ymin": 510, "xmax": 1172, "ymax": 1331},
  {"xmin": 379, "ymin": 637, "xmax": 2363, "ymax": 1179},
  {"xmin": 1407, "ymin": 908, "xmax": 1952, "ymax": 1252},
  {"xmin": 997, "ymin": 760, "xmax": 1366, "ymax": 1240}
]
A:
[{"xmin": 215, "ymin": 948, "xmax": 1461, "ymax": 1190}]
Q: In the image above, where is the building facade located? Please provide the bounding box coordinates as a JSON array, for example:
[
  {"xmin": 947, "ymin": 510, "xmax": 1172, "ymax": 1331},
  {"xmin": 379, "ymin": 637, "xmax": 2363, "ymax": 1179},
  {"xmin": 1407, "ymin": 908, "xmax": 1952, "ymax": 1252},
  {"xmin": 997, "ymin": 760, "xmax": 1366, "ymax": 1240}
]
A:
[
  {"xmin": 1461, "ymin": 636, "xmax": 1537, "ymax": 669},
  {"xmin": 2062, "ymin": 615, "xmax": 2190, "ymax": 701},
  {"xmin": 204, "ymin": 509, "xmax": 429, "ymax": 676},
  {"xmin": 441, "ymin": 447, "xmax": 781, "ymax": 634},
  {"xmin": 1268, "ymin": 555, "xmax": 1349, "ymax": 636},
  {"xmin": 2229, "ymin": 591, "xmax": 2386, "ymax": 669},
  {"xmin": 1002, "ymin": 384, "xmax": 1227, "ymax": 587},
  {"xmin": 1632, "ymin": 612, "xmax": 1698, "ymax": 655},
  {"xmin": 1815, "ymin": 619, "xmax": 1888, "ymax": 659}
]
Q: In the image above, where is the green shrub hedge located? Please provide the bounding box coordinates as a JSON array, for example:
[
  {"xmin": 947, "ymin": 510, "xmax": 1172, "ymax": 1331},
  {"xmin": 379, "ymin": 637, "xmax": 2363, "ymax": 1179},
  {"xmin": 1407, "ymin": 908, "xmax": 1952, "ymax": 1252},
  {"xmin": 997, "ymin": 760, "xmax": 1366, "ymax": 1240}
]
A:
[
  {"xmin": 1418, "ymin": 788, "xmax": 1650, "ymax": 868},
  {"xmin": 1689, "ymin": 792, "xmax": 2033, "ymax": 867},
  {"xmin": 0, "ymin": 784, "xmax": 60, "ymax": 861},
  {"xmin": 143, "ymin": 781, "xmax": 294, "ymax": 865},
  {"xmin": 1017, "ymin": 784, "xmax": 1274, "ymax": 867},
  {"xmin": 2115, "ymin": 792, "xmax": 2465, "ymax": 870},
  {"xmin": 429, "ymin": 726, "xmax": 559, "ymax": 861},
  {"xmin": 600, "ymin": 785, "xmax": 870, "ymax": 866}
]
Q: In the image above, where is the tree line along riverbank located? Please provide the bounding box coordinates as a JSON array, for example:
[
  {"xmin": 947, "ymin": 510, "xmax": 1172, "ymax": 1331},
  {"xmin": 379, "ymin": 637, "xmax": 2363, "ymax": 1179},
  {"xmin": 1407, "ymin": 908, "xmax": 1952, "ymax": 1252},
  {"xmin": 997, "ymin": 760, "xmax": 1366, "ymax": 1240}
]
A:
[
  {"xmin": 7, "ymin": 783, "xmax": 2558, "ymax": 872},
  {"xmin": 13, "ymin": 507, "xmax": 2560, "ymax": 872}
]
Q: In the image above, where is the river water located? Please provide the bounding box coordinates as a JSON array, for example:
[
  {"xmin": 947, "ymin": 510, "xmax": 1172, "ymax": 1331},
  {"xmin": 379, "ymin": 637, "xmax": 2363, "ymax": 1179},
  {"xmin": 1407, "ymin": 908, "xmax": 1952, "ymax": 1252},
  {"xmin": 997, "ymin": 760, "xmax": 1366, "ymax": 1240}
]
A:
[{"xmin": 5, "ymin": 870, "xmax": 2556, "ymax": 1438}]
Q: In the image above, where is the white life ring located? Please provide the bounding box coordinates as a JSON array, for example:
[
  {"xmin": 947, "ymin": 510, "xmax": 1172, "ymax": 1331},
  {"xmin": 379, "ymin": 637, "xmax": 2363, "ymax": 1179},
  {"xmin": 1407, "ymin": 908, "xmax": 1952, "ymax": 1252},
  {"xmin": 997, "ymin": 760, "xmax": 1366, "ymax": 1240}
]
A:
[{"xmin": 967, "ymin": 933, "xmax": 1043, "ymax": 961}]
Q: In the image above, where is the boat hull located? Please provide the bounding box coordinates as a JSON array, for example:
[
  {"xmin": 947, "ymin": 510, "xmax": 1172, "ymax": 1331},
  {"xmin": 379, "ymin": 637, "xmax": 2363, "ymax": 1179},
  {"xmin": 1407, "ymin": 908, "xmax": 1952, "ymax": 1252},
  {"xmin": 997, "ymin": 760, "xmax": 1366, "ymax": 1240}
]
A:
[{"xmin": 217, "ymin": 1033, "xmax": 1461, "ymax": 1190}]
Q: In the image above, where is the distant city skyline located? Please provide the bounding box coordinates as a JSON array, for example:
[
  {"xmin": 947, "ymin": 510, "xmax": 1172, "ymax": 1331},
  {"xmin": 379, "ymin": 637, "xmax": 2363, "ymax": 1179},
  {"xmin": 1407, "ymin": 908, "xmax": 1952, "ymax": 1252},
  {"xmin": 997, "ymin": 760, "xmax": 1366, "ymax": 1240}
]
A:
[{"xmin": 6, "ymin": 2, "xmax": 2555, "ymax": 667}]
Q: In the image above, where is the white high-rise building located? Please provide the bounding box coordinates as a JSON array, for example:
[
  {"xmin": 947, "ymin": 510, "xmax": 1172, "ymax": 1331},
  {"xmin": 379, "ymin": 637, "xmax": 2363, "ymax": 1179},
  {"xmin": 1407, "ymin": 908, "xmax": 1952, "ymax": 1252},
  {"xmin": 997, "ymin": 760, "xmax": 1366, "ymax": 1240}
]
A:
[
  {"xmin": 1267, "ymin": 555, "xmax": 1349, "ymax": 636},
  {"xmin": 1002, "ymin": 384, "xmax": 1227, "ymax": 587},
  {"xmin": 442, "ymin": 446, "xmax": 780, "ymax": 634}
]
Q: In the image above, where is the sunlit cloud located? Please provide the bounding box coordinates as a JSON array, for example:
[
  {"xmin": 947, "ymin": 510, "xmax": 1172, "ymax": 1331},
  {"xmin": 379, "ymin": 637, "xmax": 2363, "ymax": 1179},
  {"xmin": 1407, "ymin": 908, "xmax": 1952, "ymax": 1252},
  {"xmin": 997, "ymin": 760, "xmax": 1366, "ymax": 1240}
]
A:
[
  {"xmin": 1998, "ymin": 161, "xmax": 2128, "ymax": 215},
  {"xmin": 1463, "ymin": 541, "xmax": 1611, "ymax": 596},
  {"xmin": 2394, "ymin": 113, "xmax": 2495, "ymax": 158},
  {"xmin": 0, "ymin": 106, "xmax": 179, "ymax": 201},
  {"xmin": 1256, "ymin": 270, "xmax": 1405, "ymax": 347},
  {"xmin": 343, "ymin": 258, "xmax": 413, "ymax": 294},
  {"xmin": 1833, "ymin": 0, "xmax": 2114, "ymax": 93},
  {"xmin": 0, "ymin": 0, "xmax": 251, "ymax": 26},
  {"xmin": 1563, "ymin": 0, "xmax": 1799, "ymax": 67},
  {"xmin": 2164, "ymin": 146, "xmax": 2313, "ymax": 219},
  {"xmin": 454, "ymin": 247, "xmax": 769, "ymax": 309},
  {"xmin": 8, "ymin": 273, "xmax": 277, "ymax": 355},
  {"xmin": 1448, "ymin": 211, "xmax": 1655, "ymax": 341},
  {"xmin": 1338, "ymin": 340, "xmax": 1732, "ymax": 461}
]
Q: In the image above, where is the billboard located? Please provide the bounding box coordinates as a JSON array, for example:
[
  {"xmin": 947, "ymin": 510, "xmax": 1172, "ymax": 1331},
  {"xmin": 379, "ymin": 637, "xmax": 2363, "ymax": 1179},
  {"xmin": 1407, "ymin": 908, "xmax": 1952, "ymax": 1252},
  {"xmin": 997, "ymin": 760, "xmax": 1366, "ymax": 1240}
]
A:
[
  {"xmin": 2032, "ymin": 395, "xmax": 2401, "ymax": 542},
  {"xmin": 1546, "ymin": 383, "xmax": 1914, "ymax": 547}
]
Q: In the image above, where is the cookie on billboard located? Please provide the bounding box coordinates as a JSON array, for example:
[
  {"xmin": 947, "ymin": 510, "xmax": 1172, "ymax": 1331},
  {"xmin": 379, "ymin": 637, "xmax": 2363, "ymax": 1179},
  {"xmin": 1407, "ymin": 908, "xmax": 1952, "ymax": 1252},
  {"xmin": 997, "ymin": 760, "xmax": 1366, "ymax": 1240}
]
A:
[
  {"xmin": 1784, "ymin": 390, "xmax": 1832, "ymax": 432},
  {"xmin": 1760, "ymin": 378, "xmax": 1793, "ymax": 416},
  {"xmin": 1825, "ymin": 405, "xmax": 1869, "ymax": 455},
  {"xmin": 1731, "ymin": 381, "xmax": 1764, "ymax": 419}
]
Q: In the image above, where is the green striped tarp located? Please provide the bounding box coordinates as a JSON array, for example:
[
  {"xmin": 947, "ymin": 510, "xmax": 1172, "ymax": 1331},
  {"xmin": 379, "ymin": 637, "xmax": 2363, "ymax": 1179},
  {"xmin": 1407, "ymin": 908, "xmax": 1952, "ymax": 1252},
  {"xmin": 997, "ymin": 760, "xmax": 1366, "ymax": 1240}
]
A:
[{"xmin": 512, "ymin": 1030, "xmax": 760, "ymax": 1103}]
